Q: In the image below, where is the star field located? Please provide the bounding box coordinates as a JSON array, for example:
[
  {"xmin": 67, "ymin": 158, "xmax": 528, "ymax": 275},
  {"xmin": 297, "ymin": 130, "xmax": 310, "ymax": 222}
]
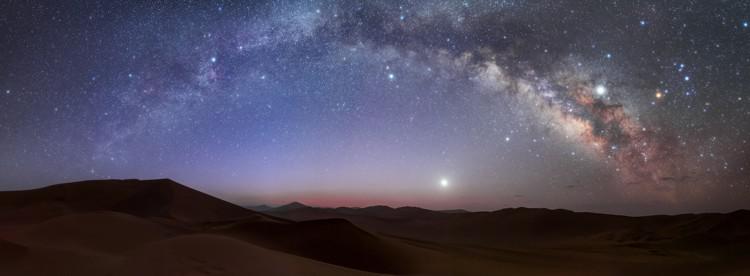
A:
[{"xmin": 1, "ymin": 1, "xmax": 749, "ymax": 214}]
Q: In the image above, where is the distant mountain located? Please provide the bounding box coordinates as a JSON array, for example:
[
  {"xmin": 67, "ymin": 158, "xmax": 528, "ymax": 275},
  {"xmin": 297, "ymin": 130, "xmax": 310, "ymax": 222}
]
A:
[
  {"xmin": 271, "ymin": 201, "xmax": 310, "ymax": 212},
  {"xmin": 437, "ymin": 209, "xmax": 470, "ymax": 214},
  {"xmin": 267, "ymin": 204, "xmax": 463, "ymax": 222},
  {"xmin": 246, "ymin": 204, "xmax": 274, "ymax": 212}
]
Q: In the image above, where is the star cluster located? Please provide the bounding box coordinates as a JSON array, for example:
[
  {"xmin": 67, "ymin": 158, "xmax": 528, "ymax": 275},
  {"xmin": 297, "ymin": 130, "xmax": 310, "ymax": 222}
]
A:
[{"xmin": 1, "ymin": 1, "xmax": 749, "ymax": 214}]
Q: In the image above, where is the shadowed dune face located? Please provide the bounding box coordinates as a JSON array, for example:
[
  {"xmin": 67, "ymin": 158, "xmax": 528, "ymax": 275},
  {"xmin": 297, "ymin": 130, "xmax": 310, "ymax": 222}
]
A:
[
  {"xmin": 209, "ymin": 218, "xmax": 419, "ymax": 274},
  {"xmin": 0, "ymin": 239, "xmax": 27, "ymax": 260},
  {"xmin": 1, "ymin": 179, "xmax": 749, "ymax": 276}
]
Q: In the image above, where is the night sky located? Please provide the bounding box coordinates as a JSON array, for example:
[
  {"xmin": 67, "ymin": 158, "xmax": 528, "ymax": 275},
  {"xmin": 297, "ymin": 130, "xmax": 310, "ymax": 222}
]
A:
[{"xmin": 2, "ymin": 1, "xmax": 750, "ymax": 215}]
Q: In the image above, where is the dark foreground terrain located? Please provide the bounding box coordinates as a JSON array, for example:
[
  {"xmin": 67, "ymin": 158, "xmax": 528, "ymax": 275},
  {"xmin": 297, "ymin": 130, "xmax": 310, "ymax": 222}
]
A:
[{"xmin": 1, "ymin": 179, "xmax": 748, "ymax": 275}]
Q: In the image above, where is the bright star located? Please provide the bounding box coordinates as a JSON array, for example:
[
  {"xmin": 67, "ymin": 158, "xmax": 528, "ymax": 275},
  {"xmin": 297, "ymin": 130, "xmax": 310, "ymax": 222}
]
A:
[
  {"xmin": 440, "ymin": 178, "xmax": 449, "ymax": 188},
  {"xmin": 388, "ymin": 73, "xmax": 395, "ymax": 80},
  {"xmin": 594, "ymin": 85, "xmax": 607, "ymax": 96}
]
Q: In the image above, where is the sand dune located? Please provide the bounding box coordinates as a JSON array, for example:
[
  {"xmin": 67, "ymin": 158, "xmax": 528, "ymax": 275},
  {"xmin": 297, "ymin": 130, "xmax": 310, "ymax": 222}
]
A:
[
  {"xmin": 0, "ymin": 179, "xmax": 261, "ymax": 223},
  {"xmin": 267, "ymin": 205, "xmax": 750, "ymax": 247},
  {"xmin": 266, "ymin": 203, "xmax": 750, "ymax": 274},
  {"xmin": 0, "ymin": 179, "xmax": 423, "ymax": 275},
  {"xmin": 1, "ymin": 179, "xmax": 749, "ymax": 275}
]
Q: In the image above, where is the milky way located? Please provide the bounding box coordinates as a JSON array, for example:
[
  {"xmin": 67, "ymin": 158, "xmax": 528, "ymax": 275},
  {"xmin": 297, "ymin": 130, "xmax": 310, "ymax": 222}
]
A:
[
  {"xmin": 1, "ymin": 1, "xmax": 749, "ymax": 214},
  {"xmin": 471, "ymin": 59, "xmax": 687, "ymax": 201}
]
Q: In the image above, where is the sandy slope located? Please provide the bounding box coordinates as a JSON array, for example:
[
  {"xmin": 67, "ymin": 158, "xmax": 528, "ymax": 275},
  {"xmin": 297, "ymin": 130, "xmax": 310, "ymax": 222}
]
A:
[
  {"xmin": 113, "ymin": 234, "xmax": 374, "ymax": 276},
  {"xmin": 0, "ymin": 212, "xmax": 374, "ymax": 275}
]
